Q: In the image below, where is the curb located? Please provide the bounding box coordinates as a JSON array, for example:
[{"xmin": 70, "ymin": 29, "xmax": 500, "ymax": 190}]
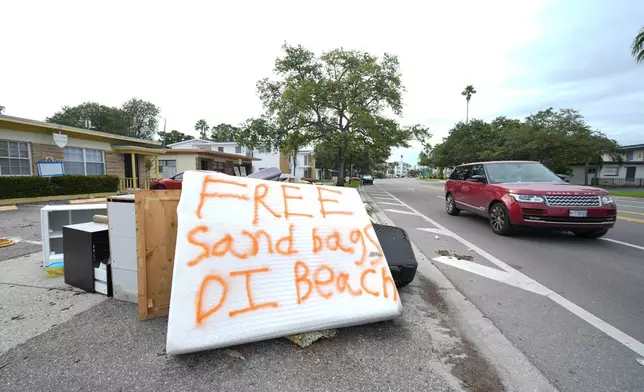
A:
[
  {"xmin": 0, "ymin": 192, "xmax": 117, "ymax": 206},
  {"xmin": 360, "ymin": 189, "xmax": 558, "ymax": 392},
  {"xmin": 0, "ymin": 205, "xmax": 18, "ymax": 212}
]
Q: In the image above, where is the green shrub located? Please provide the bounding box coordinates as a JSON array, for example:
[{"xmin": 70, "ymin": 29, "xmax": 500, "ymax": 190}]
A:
[
  {"xmin": 51, "ymin": 175, "xmax": 119, "ymax": 194},
  {"xmin": 0, "ymin": 175, "xmax": 119, "ymax": 200},
  {"xmin": 0, "ymin": 176, "xmax": 59, "ymax": 199}
]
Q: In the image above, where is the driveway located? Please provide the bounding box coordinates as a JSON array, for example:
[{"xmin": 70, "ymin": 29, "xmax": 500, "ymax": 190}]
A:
[{"xmin": 363, "ymin": 178, "xmax": 644, "ymax": 392}]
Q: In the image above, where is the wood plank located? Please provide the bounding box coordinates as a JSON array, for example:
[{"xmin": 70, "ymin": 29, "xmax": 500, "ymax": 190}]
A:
[{"xmin": 136, "ymin": 190, "xmax": 181, "ymax": 320}]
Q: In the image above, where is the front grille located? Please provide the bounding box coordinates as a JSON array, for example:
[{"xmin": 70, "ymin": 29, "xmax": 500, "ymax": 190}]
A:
[{"xmin": 544, "ymin": 195, "xmax": 601, "ymax": 207}]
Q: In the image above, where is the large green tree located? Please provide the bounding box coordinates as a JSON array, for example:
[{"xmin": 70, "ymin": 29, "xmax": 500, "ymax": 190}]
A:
[
  {"xmin": 121, "ymin": 98, "xmax": 160, "ymax": 139},
  {"xmin": 244, "ymin": 43, "xmax": 430, "ymax": 186},
  {"xmin": 47, "ymin": 102, "xmax": 129, "ymax": 135},
  {"xmin": 631, "ymin": 26, "xmax": 644, "ymax": 63},
  {"xmin": 461, "ymin": 85, "xmax": 477, "ymax": 124},
  {"xmin": 195, "ymin": 119, "xmax": 209, "ymax": 139},
  {"xmin": 211, "ymin": 123, "xmax": 241, "ymax": 142},
  {"xmin": 46, "ymin": 99, "xmax": 159, "ymax": 139},
  {"xmin": 158, "ymin": 130, "xmax": 194, "ymax": 146},
  {"xmin": 430, "ymin": 108, "xmax": 620, "ymax": 181}
]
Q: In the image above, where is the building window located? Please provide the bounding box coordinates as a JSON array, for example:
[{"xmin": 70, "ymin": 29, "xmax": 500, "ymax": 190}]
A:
[
  {"xmin": 603, "ymin": 166, "xmax": 619, "ymax": 176},
  {"xmin": 158, "ymin": 160, "xmax": 176, "ymax": 168},
  {"xmin": 218, "ymin": 147, "xmax": 224, "ymax": 152},
  {"xmin": 213, "ymin": 161, "xmax": 226, "ymax": 173},
  {"xmin": 0, "ymin": 140, "xmax": 32, "ymax": 176},
  {"xmin": 636, "ymin": 151, "xmax": 644, "ymax": 159},
  {"xmin": 235, "ymin": 146, "xmax": 242, "ymax": 154},
  {"xmin": 303, "ymin": 155, "xmax": 309, "ymax": 166},
  {"xmin": 259, "ymin": 145, "xmax": 266, "ymax": 153},
  {"xmin": 626, "ymin": 151, "xmax": 634, "ymax": 161},
  {"xmin": 63, "ymin": 147, "xmax": 105, "ymax": 175}
]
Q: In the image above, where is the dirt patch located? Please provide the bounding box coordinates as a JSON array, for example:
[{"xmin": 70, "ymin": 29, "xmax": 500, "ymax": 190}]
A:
[
  {"xmin": 449, "ymin": 336, "xmax": 505, "ymax": 392},
  {"xmin": 415, "ymin": 274, "xmax": 449, "ymax": 314},
  {"xmin": 436, "ymin": 249, "xmax": 474, "ymax": 261}
]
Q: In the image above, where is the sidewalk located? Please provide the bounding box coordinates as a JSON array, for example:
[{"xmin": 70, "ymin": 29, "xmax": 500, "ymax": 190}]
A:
[{"xmin": 0, "ymin": 199, "xmax": 503, "ymax": 392}]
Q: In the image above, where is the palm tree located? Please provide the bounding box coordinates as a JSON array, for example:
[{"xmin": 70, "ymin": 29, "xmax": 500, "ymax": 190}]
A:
[
  {"xmin": 461, "ymin": 85, "xmax": 477, "ymax": 124},
  {"xmin": 195, "ymin": 119, "xmax": 209, "ymax": 139},
  {"xmin": 631, "ymin": 26, "xmax": 644, "ymax": 63}
]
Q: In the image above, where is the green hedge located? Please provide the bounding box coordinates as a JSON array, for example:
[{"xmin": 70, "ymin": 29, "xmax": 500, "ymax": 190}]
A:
[{"xmin": 0, "ymin": 175, "xmax": 119, "ymax": 200}]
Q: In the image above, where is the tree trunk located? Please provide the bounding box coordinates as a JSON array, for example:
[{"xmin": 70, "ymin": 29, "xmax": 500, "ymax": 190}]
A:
[
  {"xmin": 584, "ymin": 156, "xmax": 589, "ymax": 186},
  {"xmin": 466, "ymin": 100, "xmax": 469, "ymax": 124},
  {"xmin": 594, "ymin": 165, "xmax": 599, "ymax": 186},
  {"xmin": 292, "ymin": 152, "xmax": 297, "ymax": 179},
  {"xmin": 337, "ymin": 146, "xmax": 346, "ymax": 186}
]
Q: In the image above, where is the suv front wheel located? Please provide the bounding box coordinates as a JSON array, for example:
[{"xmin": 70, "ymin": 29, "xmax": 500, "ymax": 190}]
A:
[
  {"xmin": 445, "ymin": 194, "xmax": 460, "ymax": 216},
  {"xmin": 489, "ymin": 202, "xmax": 514, "ymax": 236}
]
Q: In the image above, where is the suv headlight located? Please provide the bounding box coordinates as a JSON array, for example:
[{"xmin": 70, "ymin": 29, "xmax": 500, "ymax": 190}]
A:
[
  {"xmin": 601, "ymin": 195, "xmax": 614, "ymax": 205},
  {"xmin": 509, "ymin": 193, "xmax": 545, "ymax": 203}
]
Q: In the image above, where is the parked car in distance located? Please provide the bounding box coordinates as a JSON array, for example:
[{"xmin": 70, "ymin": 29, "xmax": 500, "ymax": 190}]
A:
[
  {"xmin": 362, "ymin": 175, "xmax": 374, "ymax": 185},
  {"xmin": 150, "ymin": 172, "xmax": 184, "ymax": 189},
  {"xmin": 444, "ymin": 161, "xmax": 617, "ymax": 238}
]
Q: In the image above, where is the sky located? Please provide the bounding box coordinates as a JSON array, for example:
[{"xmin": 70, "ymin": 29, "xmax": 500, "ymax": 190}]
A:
[{"xmin": 1, "ymin": 0, "xmax": 643, "ymax": 166}]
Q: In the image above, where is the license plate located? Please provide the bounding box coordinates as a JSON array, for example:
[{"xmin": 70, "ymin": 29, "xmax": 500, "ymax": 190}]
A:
[{"xmin": 569, "ymin": 210, "xmax": 588, "ymax": 218}]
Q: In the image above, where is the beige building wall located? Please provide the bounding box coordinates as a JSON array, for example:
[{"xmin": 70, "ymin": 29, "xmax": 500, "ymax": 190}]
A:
[
  {"xmin": 105, "ymin": 152, "xmax": 125, "ymax": 177},
  {"xmin": 30, "ymin": 143, "xmax": 64, "ymax": 175},
  {"xmin": 162, "ymin": 154, "xmax": 198, "ymax": 173},
  {"xmin": 0, "ymin": 128, "xmax": 114, "ymax": 151}
]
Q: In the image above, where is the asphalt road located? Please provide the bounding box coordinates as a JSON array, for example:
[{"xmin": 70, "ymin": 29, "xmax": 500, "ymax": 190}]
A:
[{"xmin": 364, "ymin": 178, "xmax": 644, "ymax": 392}]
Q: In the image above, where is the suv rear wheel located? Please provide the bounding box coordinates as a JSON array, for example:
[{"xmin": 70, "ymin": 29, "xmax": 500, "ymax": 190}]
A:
[
  {"xmin": 489, "ymin": 202, "xmax": 514, "ymax": 236},
  {"xmin": 445, "ymin": 194, "xmax": 460, "ymax": 216},
  {"xmin": 573, "ymin": 228, "xmax": 609, "ymax": 239}
]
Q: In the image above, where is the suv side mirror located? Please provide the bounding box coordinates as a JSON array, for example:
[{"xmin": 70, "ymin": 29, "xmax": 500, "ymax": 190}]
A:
[{"xmin": 470, "ymin": 175, "xmax": 487, "ymax": 183}]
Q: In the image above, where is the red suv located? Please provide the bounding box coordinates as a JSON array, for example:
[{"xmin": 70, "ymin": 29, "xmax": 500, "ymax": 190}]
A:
[{"xmin": 444, "ymin": 161, "xmax": 617, "ymax": 238}]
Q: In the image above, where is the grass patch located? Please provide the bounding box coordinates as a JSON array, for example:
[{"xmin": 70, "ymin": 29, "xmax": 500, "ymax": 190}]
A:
[
  {"xmin": 609, "ymin": 190, "xmax": 644, "ymax": 198},
  {"xmin": 344, "ymin": 179, "xmax": 361, "ymax": 188}
]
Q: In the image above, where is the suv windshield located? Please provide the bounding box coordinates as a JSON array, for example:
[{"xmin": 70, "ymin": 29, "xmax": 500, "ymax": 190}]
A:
[{"xmin": 485, "ymin": 162, "xmax": 564, "ymax": 184}]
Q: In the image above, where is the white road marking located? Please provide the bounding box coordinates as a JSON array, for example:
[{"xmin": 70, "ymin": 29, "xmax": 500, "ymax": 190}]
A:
[
  {"xmin": 436, "ymin": 196, "xmax": 445, "ymax": 200},
  {"xmin": 379, "ymin": 201, "xmax": 406, "ymax": 206},
  {"xmin": 417, "ymin": 227, "xmax": 452, "ymax": 237},
  {"xmin": 384, "ymin": 209, "xmax": 418, "ymax": 216},
  {"xmin": 375, "ymin": 184, "xmax": 644, "ymax": 359},
  {"xmin": 408, "ymin": 188, "xmax": 415, "ymax": 191},
  {"xmin": 601, "ymin": 238, "xmax": 644, "ymax": 251},
  {"xmin": 433, "ymin": 256, "xmax": 552, "ymax": 296},
  {"xmin": 373, "ymin": 196, "xmax": 396, "ymax": 200},
  {"xmin": 637, "ymin": 358, "xmax": 644, "ymax": 366}
]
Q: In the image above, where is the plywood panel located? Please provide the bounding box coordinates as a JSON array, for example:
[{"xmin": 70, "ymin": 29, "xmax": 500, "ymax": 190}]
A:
[{"xmin": 136, "ymin": 190, "xmax": 180, "ymax": 320}]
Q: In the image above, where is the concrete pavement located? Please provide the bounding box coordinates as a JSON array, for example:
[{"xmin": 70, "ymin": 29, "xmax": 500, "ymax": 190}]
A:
[
  {"xmin": 363, "ymin": 178, "xmax": 644, "ymax": 392},
  {"xmin": 0, "ymin": 202, "xmax": 506, "ymax": 392}
]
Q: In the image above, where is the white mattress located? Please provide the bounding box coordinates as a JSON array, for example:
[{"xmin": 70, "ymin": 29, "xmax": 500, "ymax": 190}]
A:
[{"xmin": 166, "ymin": 170, "xmax": 402, "ymax": 355}]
